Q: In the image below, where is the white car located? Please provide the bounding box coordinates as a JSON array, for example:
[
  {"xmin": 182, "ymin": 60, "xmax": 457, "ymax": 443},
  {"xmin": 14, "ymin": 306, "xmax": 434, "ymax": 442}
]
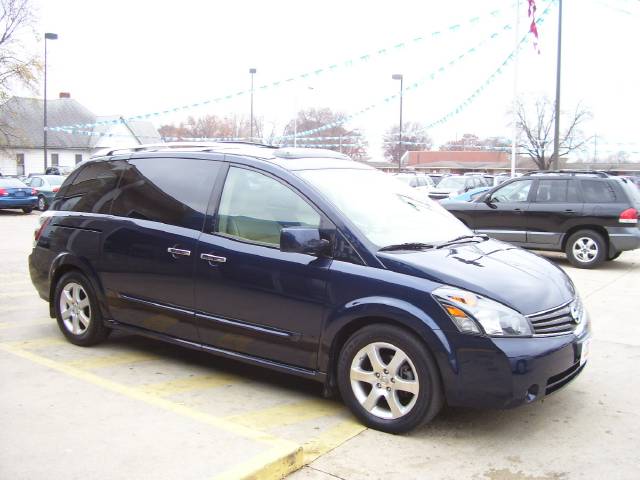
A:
[{"xmin": 393, "ymin": 173, "xmax": 435, "ymax": 202}]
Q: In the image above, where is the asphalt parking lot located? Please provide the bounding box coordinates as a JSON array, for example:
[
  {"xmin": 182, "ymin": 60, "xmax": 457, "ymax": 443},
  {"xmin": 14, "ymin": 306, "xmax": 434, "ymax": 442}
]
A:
[{"xmin": 1, "ymin": 210, "xmax": 639, "ymax": 480}]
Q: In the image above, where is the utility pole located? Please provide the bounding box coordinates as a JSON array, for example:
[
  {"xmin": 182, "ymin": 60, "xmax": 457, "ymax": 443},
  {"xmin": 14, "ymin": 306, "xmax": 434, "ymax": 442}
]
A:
[
  {"xmin": 249, "ymin": 68, "xmax": 256, "ymax": 141},
  {"xmin": 552, "ymin": 0, "xmax": 563, "ymax": 170},
  {"xmin": 593, "ymin": 134, "xmax": 598, "ymax": 162},
  {"xmin": 511, "ymin": 0, "xmax": 521, "ymax": 177}
]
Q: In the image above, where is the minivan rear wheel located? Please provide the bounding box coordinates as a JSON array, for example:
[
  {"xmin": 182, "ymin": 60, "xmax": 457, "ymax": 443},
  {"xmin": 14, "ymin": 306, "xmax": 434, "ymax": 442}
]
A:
[
  {"xmin": 337, "ymin": 324, "xmax": 443, "ymax": 433},
  {"xmin": 565, "ymin": 230, "xmax": 606, "ymax": 269},
  {"xmin": 37, "ymin": 195, "xmax": 47, "ymax": 211},
  {"xmin": 54, "ymin": 271, "xmax": 110, "ymax": 346}
]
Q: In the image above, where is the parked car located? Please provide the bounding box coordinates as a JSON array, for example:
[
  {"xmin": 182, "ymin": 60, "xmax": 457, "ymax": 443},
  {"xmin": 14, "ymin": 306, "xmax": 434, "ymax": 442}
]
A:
[
  {"xmin": 24, "ymin": 174, "xmax": 66, "ymax": 211},
  {"xmin": 428, "ymin": 175, "xmax": 487, "ymax": 200},
  {"xmin": 0, "ymin": 177, "xmax": 37, "ymax": 213},
  {"xmin": 441, "ymin": 186, "xmax": 491, "ymax": 203},
  {"xmin": 620, "ymin": 175, "xmax": 640, "ymax": 189},
  {"xmin": 30, "ymin": 144, "xmax": 591, "ymax": 433},
  {"xmin": 427, "ymin": 173, "xmax": 450, "ymax": 186},
  {"xmin": 393, "ymin": 172, "xmax": 435, "ymax": 201},
  {"xmin": 443, "ymin": 170, "xmax": 640, "ymax": 268},
  {"xmin": 46, "ymin": 165, "xmax": 74, "ymax": 175}
]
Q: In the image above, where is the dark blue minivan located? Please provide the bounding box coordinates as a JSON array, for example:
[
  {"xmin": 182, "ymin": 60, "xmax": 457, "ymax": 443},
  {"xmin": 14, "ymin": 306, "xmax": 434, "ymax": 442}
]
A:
[{"xmin": 29, "ymin": 144, "xmax": 591, "ymax": 433}]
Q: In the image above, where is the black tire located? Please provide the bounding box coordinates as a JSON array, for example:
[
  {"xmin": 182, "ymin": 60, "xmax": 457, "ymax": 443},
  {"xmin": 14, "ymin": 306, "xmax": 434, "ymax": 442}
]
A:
[
  {"xmin": 565, "ymin": 230, "xmax": 606, "ymax": 269},
  {"xmin": 53, "ymin": 271, "xmax": 110, "ymax": 346},
  {"xmin": 607, "ymin": 251, "xmax": 622, "ymax": 261},
  {"xmin": 337, "ymin": 324, "xmax": 443, "ymax": 434},
  {"xmin": 37, "ymin": 195, "xmax": 48, "ymax": 211},
  {"xmin": 22, "ymin": 207, "xmax": 32, "ymax": 214}
]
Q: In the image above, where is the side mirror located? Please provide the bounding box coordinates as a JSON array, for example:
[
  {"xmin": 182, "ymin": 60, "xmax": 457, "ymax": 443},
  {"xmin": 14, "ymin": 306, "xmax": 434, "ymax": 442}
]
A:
[{"xmin": 280, "ymin": 227, "xmax": 330, "ymax": 256}]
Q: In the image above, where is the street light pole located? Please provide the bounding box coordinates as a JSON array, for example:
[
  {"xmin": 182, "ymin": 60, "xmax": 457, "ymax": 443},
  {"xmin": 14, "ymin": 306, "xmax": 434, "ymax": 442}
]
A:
[
  {"xmin": 44, "ymin": 32, "xmax": 58, "ymax": 171},
  {"xmin": 249, "ymin": 68, "xmax": 256, "ymax": 141},
  {"xmin": 392, "ymin": 74, "xmax": 403, "ymax": 172},
  {"xmin": 552, "ymin": 0, "xmax": 563, "ymax": 170}
]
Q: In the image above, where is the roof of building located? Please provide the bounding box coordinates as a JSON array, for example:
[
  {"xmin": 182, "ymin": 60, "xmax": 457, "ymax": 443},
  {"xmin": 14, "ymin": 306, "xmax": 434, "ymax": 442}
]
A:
[{"xmin": 0, "ymin": 97, "xmax": 160, "ymax": 149}]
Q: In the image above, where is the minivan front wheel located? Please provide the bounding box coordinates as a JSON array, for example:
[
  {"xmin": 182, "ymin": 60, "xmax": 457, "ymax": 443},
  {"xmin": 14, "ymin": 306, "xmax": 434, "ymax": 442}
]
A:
[
  {"xmin": 54, "ymin": 272, "xmax": 110, "ymax": 346},
  {"xmin": 565, "ymin": 230, "xmax": 606, "ymax": 269},
  {"xmin": 337, "ymin": 324, "xmax": 443, "ymax": 433}
]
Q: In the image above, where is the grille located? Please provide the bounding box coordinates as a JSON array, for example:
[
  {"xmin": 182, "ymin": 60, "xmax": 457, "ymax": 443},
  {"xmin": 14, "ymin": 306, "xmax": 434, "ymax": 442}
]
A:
[{"xmin": 527, "ymin": 300, "xmax": 580, "ymax": 336}]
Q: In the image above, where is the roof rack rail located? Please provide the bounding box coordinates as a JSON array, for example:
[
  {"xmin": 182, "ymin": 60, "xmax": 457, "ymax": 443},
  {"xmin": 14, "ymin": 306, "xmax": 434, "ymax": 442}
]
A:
[
  {"xmin": 98, "ymin": 141, "xmax": 277, "ymax": 157},
  {"xmin": 522, "ymin": 169, "xmax": 610, "ymax": 178}
]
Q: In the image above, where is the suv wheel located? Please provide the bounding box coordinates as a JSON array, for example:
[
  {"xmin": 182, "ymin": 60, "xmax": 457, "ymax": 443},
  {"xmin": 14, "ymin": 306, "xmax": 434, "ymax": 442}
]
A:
[
  {"xmin": 22, "ymin": 207, "xmax": 32, "ymax": 214},
  {"xmin": 565, "ymin": 230, "xmax": 606, "ymax": 269},
  {"xmin": 337, "ymin": 324, "xmax": 443, "ymax": 433},
  {"xmin": 37, "ymin": 195, "xmax": 47, "ymax": 211},
  {"xmin": 54, "ymin": 271, "xmax": 110, "ymax": 346}
]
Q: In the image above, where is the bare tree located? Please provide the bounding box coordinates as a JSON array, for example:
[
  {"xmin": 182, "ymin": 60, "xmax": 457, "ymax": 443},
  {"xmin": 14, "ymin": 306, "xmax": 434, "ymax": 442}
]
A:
[
  {"xmin": 514, "ymin": 97, "xmax": 591, "ymax": 170},
  {"xmin": 282, "ymin": 108, "xmax": 368, "ymax": 160},
  {"xmin": 159, "ymin": 114, "xmax": 263, "ymax": 141},
  {"xmin": 0, "ymin": 0, "xmax": 40, "ymax": 102},
  {"xmin": 383, "ymin": 122, "xmax": 432, "ymax": 163}
]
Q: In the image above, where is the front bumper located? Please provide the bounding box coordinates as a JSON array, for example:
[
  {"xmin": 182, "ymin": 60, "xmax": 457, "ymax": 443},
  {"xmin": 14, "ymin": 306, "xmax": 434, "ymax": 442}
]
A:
[
  {"xmin": 0, "ymin": 197, "xmax": 38, "ymax": 209},
  {"xmin": 441, "ymin": 320, "xmax": 591, "ymax": 409}
]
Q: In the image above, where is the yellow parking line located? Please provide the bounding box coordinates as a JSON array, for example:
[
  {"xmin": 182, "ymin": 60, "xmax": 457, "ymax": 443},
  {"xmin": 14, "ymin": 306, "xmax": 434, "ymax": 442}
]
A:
[
  {"xmin": 2, "ymin": 336, "xmax": 66, "ymax": 349},
  {"xmin": 212, "ymin": 446, "xmax": 302, "ymax": 480},
  {"xmin": 0, "ymin": 343, "xmax": 298, "ymax": 450},
  {"xmin": 0, "ymin": 343, "xmax": 302, "ymax": 462},
  {"xmin": 227, "ymin": 399, "xmax": 344, "ymax": 431},
  {"xmin": 140, "ymin": 373, "xmax": 241, "ymax": 397},
  {"xmin": 302, "ymin": 419, "xmax": 366, "ymax": 464},
  {"xmin": 67, "ymin": 351, "xmax": 160, "ymax": 370}
]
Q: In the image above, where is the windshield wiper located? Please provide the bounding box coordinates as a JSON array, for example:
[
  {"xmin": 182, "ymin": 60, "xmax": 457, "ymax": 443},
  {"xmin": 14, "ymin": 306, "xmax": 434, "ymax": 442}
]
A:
[
  {"xmin": 378, "ymin": 242, "xmax": 435, "ymax": 252},
  {"xmin": 435, "ymin": 234, "xmax": 489, "ymax": 249}
]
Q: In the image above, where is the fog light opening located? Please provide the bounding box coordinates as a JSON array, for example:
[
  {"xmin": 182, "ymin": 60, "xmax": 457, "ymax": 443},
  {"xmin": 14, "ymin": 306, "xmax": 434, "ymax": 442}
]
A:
[{"xmin": 526, "ymin": 384, "xmax": 540, "ymax": 403}]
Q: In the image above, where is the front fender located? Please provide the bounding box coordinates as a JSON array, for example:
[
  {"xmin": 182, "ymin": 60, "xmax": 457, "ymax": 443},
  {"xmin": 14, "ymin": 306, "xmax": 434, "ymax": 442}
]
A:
[{"xmin": 318, "ymin": 296, "xmax": 457, "ymax": 386}]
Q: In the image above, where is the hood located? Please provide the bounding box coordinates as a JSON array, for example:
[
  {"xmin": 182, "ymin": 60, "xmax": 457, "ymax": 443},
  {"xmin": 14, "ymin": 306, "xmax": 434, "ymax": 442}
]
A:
[
  {"xmin": 377, "ymin": 239, "xmax": 575, "ymax": 315},
  {"xmin": 430, "ymin": 187, "xmax": 460, "ymax": 195}
]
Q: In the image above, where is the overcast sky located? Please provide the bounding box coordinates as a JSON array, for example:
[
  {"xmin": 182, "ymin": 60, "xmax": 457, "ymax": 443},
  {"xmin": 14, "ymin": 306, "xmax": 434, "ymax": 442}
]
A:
[{"xmin": 32, "ymin": 0, "xmax": 640, "ymax": 160}]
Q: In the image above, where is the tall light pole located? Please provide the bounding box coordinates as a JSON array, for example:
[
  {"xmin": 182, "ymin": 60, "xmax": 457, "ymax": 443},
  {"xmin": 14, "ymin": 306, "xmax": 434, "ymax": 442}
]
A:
[
  {"xmin": 552, "ymin": 0, "xmax": 563, "ymax": 170},
  {"xmin": 249, "ymin": 68, "xmax": 256, "ymax": 141},
  {"xmin": 392, "ymin": 74, "xmax": 403, "ymax": 172},
  {"xmin": 44, "ymin": 32, "xmax": 58, "ymax": 171}
]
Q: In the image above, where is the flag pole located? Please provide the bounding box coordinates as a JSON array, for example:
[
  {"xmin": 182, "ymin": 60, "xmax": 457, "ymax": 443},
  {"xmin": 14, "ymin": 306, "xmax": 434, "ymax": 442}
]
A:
[{"xmin": 511, "ymin": 0, "xmax": 521, "ymax": 177}]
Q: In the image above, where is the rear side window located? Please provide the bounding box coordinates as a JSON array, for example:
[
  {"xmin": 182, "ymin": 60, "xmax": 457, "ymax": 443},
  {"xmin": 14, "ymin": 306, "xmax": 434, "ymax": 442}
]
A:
[
  {"xmin": 58, "ymin": 161, "xmax": 121, "ymax": 213},
  {"xmin": 216, "ymin": 167, "xmax": 321, "ymax": 246},
  {"xmin": 110, "ymin": 157, "xmax": 221, "ymax": 230},
  {"xmin": 581, "ymin": 180, "xmax": 617, "ymax": 203},
  {"xmin": 535, "ymin": 180, "xmax": 569, "ymax": 203}
]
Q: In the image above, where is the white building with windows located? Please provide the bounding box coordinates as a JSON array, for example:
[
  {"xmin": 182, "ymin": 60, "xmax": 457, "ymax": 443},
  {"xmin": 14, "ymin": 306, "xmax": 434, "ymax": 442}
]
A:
[{"xmin": 0, "ymin": 95, "xmax": 161, "ymax": 176}]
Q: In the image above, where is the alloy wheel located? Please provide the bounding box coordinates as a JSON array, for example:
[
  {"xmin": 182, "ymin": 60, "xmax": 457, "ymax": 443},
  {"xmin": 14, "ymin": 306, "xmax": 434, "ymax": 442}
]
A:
[
  {"xmin": 350, "ymin": 342, "xmax": 419, "ymax": 420},
  {"xmin": 572, "ymin": 237, "xmax": 598, "ymax": 263},
  {"xmin": 59, "ymin": 282, "xmax": 91, "ymax": 335}
]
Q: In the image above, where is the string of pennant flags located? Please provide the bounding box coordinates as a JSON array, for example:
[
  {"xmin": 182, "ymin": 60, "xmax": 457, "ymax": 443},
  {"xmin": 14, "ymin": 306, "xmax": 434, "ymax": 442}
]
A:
[
  {"xmin": 47, "ymin": 2, "xmax": 522, "ymax": 133},
  {"xmin": 50, "ymin": 1, "xmax": 560, "ymax": 148},
  {"xmin": 280, "ymin": 0, "xmax": 553, "ymax": 142},
  {"xmin": 50, "ymin": 15, "xmax": 521, "ymax": 141}
]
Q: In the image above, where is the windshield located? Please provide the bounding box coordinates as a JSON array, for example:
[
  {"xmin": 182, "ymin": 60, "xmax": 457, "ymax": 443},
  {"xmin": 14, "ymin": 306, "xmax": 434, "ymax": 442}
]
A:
[
  {"xmin": 437, "ymin": 176, "xmax": 466, "ymax": 189},
  {"xmin": 0, "ymin": 178, "xmax": 28, "ymax": 188},
  {"xmin": 394, "ymin": 175, "xmax": 413, "ymax": 185},
  {"xmin": 297, "ymin": 168, "xmax": 470, "ymax": 247},
  {"xmin": 44, "ymin": 176, "xmax": 65, "ymax": 185}
]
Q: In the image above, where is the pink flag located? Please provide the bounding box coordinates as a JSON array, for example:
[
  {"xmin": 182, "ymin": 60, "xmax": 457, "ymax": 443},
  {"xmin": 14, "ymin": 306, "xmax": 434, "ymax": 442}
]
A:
[{"xmin": 528, "ymin": 0, "xmax": 540, "ymax": 53}]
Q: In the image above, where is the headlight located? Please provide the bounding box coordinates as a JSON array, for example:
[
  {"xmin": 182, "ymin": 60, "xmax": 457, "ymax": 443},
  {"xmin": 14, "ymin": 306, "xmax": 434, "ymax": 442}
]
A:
[{"xmin": 433, "ymin": 286, "xmax": 533, "ymax": 337}]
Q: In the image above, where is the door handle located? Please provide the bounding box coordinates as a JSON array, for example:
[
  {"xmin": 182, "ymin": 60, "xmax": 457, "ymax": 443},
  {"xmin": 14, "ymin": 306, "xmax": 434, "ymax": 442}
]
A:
[
  {"xmin": 167, "ymin": 247, "xmax": 191, "ymax": 257},
  {"xmin": 564, "ymin": 209, "xmax": 574, "ymax": 213},
  {"xmin": 201, "ymin": 253, "xmax": 227, "ymax": 264}
]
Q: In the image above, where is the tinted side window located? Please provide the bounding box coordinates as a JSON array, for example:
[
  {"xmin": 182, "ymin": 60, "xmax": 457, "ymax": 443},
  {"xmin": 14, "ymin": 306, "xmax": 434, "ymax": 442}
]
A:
[
  {"xmin": 110, "ymin": 157, "xmax": 220, "ymax": 230},
  {"xmin": 216, "ymin": 167, "xmax": 321, "ymax": 247},
  {"xmin": 58, "ymin": 161, "xmax": 121, "ymax": 213},
  {"xmin": 581, "ymin": 180, "xmax": 617, "ymax": 203},
  {"xmin": 31, "ymin": 177, "xmax": 43, "ymax": 187},
  {"xmin": 535, "ymin": 179, "xmax": 568, "ymax": 203},
  {"xmin": 492, "ymin": 180, "xmax": 533, "ymax": 203}
]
